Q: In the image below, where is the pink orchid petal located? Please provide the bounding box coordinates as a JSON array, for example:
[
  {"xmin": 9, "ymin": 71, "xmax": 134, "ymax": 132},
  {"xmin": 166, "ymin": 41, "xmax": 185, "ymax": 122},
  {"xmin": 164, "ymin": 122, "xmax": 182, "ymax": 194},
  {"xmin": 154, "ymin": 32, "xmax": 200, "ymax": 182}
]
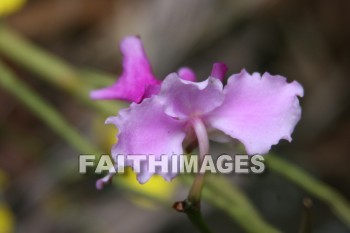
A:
[
  {"xmin": 210, "ymin": 62, "xmax": 228, "ymax": 81},
  {"xmin": 159, "ymin": 73, "xmax": 225, "ymax": 120},
  {"xmin": 90, "ymin": 36, "xmax": 159, "ymax": 103},
  {"xmin": 177, "ymin": 67, "xmax": 196, "ymax": 81},
  {"xmin": 106, "ymin": 97, "xmax": 186, "ymax": 183},
  {"xmin": 207, "ymin": 70, "xmax": 304, "ymax": 155}
]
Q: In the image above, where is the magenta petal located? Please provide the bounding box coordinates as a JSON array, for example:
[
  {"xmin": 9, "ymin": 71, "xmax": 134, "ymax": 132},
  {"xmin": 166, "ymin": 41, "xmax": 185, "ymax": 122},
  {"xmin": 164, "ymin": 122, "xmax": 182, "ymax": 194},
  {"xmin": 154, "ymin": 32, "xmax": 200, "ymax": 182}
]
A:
[
  {"xmin": 210, "ymin": 62, "xmax": 228, "ymax": 81},
  {"xmin": 106, "ymin": 97, "xmax": 186, "ymax": 183},
  {"xmin": 90, "ymin": 36, "xmax": 159, "ymax": 103},
  {"xmin": 207, "ymin": 70, "xmax": 304, "ymax": 155},
  {"xmin": 159, "ymin": 73, "xmax": 225, "ymax": 120},
  {"xmin": 178, "ymin": 67, "xmax": 196, "ymax": 82}
]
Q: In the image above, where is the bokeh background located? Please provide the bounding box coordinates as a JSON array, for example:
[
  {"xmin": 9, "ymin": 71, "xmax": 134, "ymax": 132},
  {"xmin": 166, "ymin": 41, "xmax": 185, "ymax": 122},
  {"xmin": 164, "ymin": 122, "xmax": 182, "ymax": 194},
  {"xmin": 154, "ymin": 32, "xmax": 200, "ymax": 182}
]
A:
[{"xmin": 0, "ymin": 0, "xmax": 349, "ymax": 232}]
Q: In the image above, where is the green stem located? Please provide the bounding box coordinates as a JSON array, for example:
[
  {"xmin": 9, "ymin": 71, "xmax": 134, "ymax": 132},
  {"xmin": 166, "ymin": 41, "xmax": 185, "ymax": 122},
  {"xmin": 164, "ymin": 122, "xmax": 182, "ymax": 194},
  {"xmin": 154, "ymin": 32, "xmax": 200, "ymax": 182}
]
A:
[
  {"xmin": 80, "ymin": 69, "xmax": 115, "ymax": 87},
  {"xmin": 0, "ymin": 61, "xmax": 99, "ymax": 155},
  {"xmin": 265, "ymin": 154, "xmax": 350, "ymax": 228},
  {"xmin": 0, "ymin": 24, "xmax": 117, "ymax": 116}
]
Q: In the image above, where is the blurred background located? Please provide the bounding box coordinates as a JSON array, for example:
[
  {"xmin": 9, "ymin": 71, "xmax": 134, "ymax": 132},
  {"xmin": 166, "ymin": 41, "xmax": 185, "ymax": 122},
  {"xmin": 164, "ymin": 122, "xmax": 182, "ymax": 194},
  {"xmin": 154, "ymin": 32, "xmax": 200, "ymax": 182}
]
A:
[{"xmin": 0, "ymin": 0, "xmax": 350, "ymax": 232}]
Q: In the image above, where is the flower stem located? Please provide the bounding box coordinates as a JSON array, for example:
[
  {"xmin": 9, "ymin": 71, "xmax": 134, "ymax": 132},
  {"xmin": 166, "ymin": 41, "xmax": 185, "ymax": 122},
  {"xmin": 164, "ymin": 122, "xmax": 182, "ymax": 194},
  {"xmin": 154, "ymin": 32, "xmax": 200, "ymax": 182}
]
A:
[
  {"xmin": 174, "ymin": 118, "xmax": 213, "ymax": 233},
  {"xmin": 0, "ymin": 24, "xmax": 118, "ymax": 116},
  {"xmin": 0, "ymin": 61, "xmax": 99, "ymax": 155},
  {"xmin": 188, "ymin": 118, "xmax": 209, "ymax": 203}
]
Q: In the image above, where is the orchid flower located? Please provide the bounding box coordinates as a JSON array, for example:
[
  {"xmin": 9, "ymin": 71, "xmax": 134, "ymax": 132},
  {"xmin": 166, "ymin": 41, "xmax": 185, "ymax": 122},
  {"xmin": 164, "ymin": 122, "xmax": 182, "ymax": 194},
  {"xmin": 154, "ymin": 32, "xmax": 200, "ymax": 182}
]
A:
[{"xmin": 91, "ymin": 36, "xmax": 304, "ymax": 188}]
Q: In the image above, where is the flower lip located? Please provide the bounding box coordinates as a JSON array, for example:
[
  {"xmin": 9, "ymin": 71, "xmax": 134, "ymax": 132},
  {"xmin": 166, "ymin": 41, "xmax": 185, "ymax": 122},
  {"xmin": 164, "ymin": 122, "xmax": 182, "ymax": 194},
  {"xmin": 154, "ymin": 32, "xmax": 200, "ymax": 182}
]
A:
[{"xmin": 159, "ymin": 73, "xmax": 225, "ymax": 120}]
